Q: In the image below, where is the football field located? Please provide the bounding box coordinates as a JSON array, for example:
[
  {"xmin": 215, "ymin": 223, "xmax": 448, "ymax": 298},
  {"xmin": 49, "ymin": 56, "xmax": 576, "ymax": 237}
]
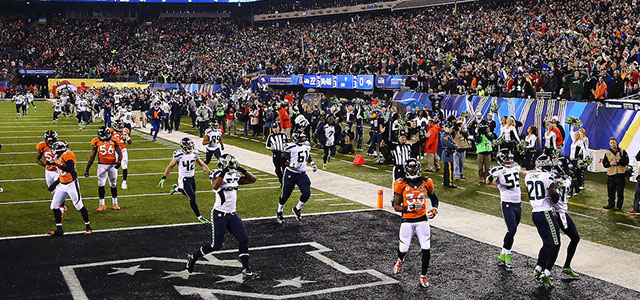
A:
[{"xmin": 0, "ymin": 102, "xmax": 367, "ymax": 237}]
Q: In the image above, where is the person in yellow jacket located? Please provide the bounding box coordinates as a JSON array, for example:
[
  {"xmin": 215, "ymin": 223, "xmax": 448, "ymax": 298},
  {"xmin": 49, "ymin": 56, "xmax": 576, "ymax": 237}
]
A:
[{"xmin": 602, "ymin": 137, "xmax": 629, "ymax": 210}]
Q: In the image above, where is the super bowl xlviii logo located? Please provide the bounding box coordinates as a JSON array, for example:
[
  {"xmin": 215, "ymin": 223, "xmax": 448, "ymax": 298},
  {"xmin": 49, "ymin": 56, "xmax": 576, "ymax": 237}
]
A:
[{"xmin": 60, "ymin": 242, "xmax": 397, "ymax": 299}]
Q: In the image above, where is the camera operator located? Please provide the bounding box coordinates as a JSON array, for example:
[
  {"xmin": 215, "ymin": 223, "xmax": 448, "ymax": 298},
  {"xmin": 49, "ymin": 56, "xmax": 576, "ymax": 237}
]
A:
[
  {"xmin": 475, "ymin": 124, "xmax": 495, "ymax": 183},
  {"xmin": 453, "ymin": 117, "xmax": 469, "ymax": 180}
]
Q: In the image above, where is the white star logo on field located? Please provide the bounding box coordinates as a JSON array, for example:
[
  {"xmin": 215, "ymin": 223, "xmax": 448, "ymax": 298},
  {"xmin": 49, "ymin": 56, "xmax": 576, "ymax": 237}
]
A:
[
  {"xmin": 107, "ymin": 265, "xmax": 152, "ymax": 276},
  {"xmin": 273, "ymin": 276, "xmax": 316, "ymax": 288},
  {"xmin": 161, "ymin": 270, "xmax": 203, "ymax": 280},
  {"xmin": 215, "ymin": 273, "xmax": 245, "ymax": 284}
]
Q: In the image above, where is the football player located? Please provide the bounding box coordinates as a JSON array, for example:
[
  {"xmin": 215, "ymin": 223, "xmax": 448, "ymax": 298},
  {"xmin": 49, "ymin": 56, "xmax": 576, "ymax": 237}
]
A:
[
  {"xmin": 202, "ymin": 120, "xmax": 224, "ymax": 165},
  {"xmin": 392, "ymin": 158, "xmax": 439, "ymax": 288},
  {"xmin": 186, "ymin": 154, "xmax": 259, "ymax": 279},
  {"xmin": 76, "ymin": 95, "xmax": 89, "ymax": 130},
  {"xmin": 158, "ymin": 137, "xmax": 212, "ymax": 223},
  {"xmin": 46, "ymin": 140, "xmax": 92, "ymax": 236},
  {"xmin": 551, "ymin": 157, "xmax": 581, "ymax": 278},
  {"xmin": 52, "ymin": 99, "xmax": 63, "ymax": 124},
  {"xmin": 315, "ymin": 115, "xmax": 341, "ymax": 171},
  {"xmin": 110, "ymin": 120, "xmax": 132, "ymax": 190},
  {"xmin": 36, "ymin": 130, "xmax": 67, "ymax": 214},
  {"xmin": 525, "ymin": 155, "xmax": 561, "ymax": 288},
  {"xmin": 84, "ymin": 126, "xmax": 123, "ymax": 211},
  {"xmin": 487, "ymin": 149, "xmax": 529, "ymax": 270},
  {"xmin": 275, "ymin": 130, "xmax": 318, "ymax": 224}
]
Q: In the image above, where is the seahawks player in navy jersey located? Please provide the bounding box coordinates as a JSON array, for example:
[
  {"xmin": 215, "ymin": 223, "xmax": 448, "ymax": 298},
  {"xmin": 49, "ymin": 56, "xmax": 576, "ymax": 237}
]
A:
[
  {"xmin": 525, "ymin": 155, "xmax": 561, "ymax": 288},
  {"xmin": 276, "ymin": 129, "xmax": 318, "ymax": 224},
  {"xmin": 187, "ymin": 154, "xmax": 258, "ymax": 279},
  {"xmin": 158, "ymin": 138, "xmax": 211, "ymax": 223},
  {"xmin": 487, "ymin": 149, "xmax": 529, "ymax": 271},
  {"xmin": 551, "ymin": 157, "xmax": 581, "ymax": 278}
]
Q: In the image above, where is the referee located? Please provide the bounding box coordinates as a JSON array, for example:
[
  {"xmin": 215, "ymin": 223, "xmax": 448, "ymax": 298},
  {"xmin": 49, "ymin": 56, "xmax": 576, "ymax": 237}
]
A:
[
  {"xmin": 266, "ymin": 123, "xmax": 289, "ymax": 186},
  {"xmin": 391, "ymin": 131, "xmax": 413, "ymax": 192}
]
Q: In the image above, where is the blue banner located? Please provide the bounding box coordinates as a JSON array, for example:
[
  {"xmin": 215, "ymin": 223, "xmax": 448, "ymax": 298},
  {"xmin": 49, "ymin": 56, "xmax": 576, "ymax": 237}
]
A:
[
  {"xmin": 260, "ymin": 75, "xmax": 302, "ymax": 86},
  {"xmin": 303, "ymin": 75, "xmax": 336, "ymax": 89},
  {"xmin": 356, "ymin": 75, "xmax": 374, "ymax": 90},
  {"xmin": 336, "ymin": 75, "xmax": 355, "ymax": 89},
  {"xmin": 375, "ymin": 75, "xmax": 414, "ymax": 88},
  {"xmin": 18, "ymin": 68, "xmax": 56, "ymax": 76}
]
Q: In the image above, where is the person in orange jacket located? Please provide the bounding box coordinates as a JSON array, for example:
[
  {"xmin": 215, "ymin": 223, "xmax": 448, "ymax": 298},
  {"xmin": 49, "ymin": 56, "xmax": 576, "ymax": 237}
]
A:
[{"xmin": 423, "ymin": 119, "xmax": 442, "ymax": 172}]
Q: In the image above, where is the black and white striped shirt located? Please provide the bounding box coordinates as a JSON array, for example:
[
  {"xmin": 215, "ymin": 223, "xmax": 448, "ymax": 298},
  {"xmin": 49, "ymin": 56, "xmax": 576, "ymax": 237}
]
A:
[
  {"xmin": 266, "ymin": 132, "xmax": 289, "ymax": 152},
  {"xmin": 391, "ymin": 143, "xmax": 412, "ymax": 166}
]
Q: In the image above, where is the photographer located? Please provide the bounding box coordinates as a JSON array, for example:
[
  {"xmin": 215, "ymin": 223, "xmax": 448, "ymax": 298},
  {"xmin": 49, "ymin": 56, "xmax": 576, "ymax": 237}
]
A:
[
  {"xmin": 453, "ymin": 118, "xmax": 469, "ymax": 180},
  {"xmin": 440, "ymin": 122, "xmax": 458, "ymax": 188},
  {"xmin": 475, "ymin": 124, "xmax": 495, "ymax": 184}
]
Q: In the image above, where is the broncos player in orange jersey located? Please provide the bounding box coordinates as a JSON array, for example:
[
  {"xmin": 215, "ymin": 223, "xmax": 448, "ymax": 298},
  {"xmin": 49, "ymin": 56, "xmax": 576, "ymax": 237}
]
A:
[
  {"xmin": 36, "ymin": 130, "xmax": 67, "ymax": 215},
  {"xmin": 110, "ymin": 120, "xmax": 132, "ymax": 190},
  {"xmin": 84, "ymin": 126, "xmax": 123, "ymax": 211},
  {"xmin": 392, "ymin": 158, "xmax": 440, "ymax": 288},
  {"xmin": 46, "ymin": 140, "xmax": 92, "ymax": 236}
]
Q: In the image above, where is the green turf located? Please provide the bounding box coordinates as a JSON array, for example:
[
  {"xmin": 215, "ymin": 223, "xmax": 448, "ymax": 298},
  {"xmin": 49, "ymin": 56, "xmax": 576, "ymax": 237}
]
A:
[
  {"xmin": 176, "ymin": 115, "xmax": 640, "ymax": 255},
  {"xmin": 0, "ymin": 103, "xmax": 368, "ymax": 237}
]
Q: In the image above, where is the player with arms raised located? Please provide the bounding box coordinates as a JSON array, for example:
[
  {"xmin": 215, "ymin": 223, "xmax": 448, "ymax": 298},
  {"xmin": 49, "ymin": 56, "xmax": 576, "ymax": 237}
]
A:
[
  {"xmin": 46, "ymin": 141, "xmax": 92, "ymax": 236},
  {"xmin": 392, "ymin": 158, "xmax": 440, "ymax": 288},
  {"xmin": 525, "ymin": 155, "xmax": 561, "ymax": 288},
  {"xmin": 85, "ymin": 126, "xmax": 123, "ymax": 211},
  {"xmin": 275, "ymin": 129, "xmax": 318, "ymax": 224},
  {"xmin": 487, "ymin": 149, "xmax": 529, "ymax": 270},
  {"xmin": 158, "ymin": 137, "xmax": 212, "ymax": 223},
  {"xmin": 110, "ymin": 120, "xmax": 132, "ymax": 190},
  {"xmin": 186, "ymin": 154, "xmax": 258, "ymax": 279}
]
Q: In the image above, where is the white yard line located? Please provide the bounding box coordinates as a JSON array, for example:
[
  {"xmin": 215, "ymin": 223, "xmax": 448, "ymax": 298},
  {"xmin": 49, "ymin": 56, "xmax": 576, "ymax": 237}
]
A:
[
  {"xmin": 314, "ymin": 198, "xmax": 340, "ymax": 201},
  {"xmin": 616, "ymin": 222, "xmax": 640, "ymax": 230},
  {"xmin": 329, "ymin": 203, "xmax": 355, "ymax": 206},
  {"xmin": 0, "ymin": 157, "xmax": 170, "ymax": 167},
  {"xmin": 0, "ymin": 172, "xmax": 166, "ymax": 183},
  {"xmin": 0, "ymin": 135, "xmax": 95, "ymax": 139},
  {"xmin": 0, "ymin": 147, "xmax": 169, "ymax": 155},
  {"xmin": 0, "ymin": 186, "xmax": 282, "ymax": 205}
]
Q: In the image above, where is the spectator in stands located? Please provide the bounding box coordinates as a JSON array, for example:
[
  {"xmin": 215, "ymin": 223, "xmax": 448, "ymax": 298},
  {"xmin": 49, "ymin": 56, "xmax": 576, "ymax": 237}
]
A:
[
  {"xmin": 567, "ymin": 71, "xmax": 587, "ymax": 102},
  {"xmin": 602, "ymin": 137, "xmax": 629, "ymax": 210},
  {"xmin": 593, "ymin": 76, "xmax": 607, "ymax": 101}
]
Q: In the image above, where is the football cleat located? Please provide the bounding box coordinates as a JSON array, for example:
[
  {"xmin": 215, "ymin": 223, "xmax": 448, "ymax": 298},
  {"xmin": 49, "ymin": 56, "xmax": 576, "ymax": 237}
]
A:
[
  {"xmin": 504, "ymin": 254, "xmax": 513, "ymax": 271},
  {"xmin": 170, "ymin": 184, "xmax": 178, "ymax": 195},
  {"xmin": 242, "ymin": 268, "xmax": 260, "ymax": 280},
  {"xmin": 186, "ymin": 254, "xmax": 197, "ymax": 273},
  {"xmin": 540, "ymin": 275, "xmax": 555, "ymax": 288},
  {"xmin": 292, "ymin": 207, "xmax": 303, "ymax": 222},
  {"xmin": 96, "ymin": 205, "xmax": 107, "ymax": 212},
  {"xmin": 498, "ymin": 253, "xmax": 505, "ymax": 264},
  {"xmin": 562, "ymin": 267, "xmax": 580, "ymax": 278},
  {"xmin": 85, "ymin": 225, "xmax": 92, "ymax": 235},
  {"xmin": 197, "ymin": 216, "xmax": 209, "ymax": 224},
  {"xmin": 419, "ymin": 275, "xmax": 430, "ymax": 288},
  {"xmin": 112, "ymin": 205, "xmax": 121, "ymax": 210},
  {"xmin": 49, "ymin": 227, "xmax": 64, "ymax": 237},
  {"xmin": 121, "ymin": 181, "xmax": 128, "ymax": 190},
  {"xmin": 322, "ymin": 164, "xmax": 327, "ymax": 171},
  {"xmin": 533, "ymin": 270, "xmax": 542, "ymax": 282},
  {"xmin": 276, "ymin": 211, "xmax": 285, "ymax": 224},
  {"xmin": 62, "ymin": 206, "xmax": 68, "ymax": 212},
  {"xmin": 393, "ymin": 258, "xmax": 404, "ymax": 274}
]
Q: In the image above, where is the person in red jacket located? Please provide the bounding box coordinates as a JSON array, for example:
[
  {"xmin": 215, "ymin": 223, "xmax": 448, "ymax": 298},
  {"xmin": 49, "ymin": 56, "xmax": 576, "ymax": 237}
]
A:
[
  {"xmin": 423, "ymin": 119, "xmax": 441, "ymax": 172},
  {"xmin": 279, "ymin": 104, "xmax": 292, "ymax": 137}
]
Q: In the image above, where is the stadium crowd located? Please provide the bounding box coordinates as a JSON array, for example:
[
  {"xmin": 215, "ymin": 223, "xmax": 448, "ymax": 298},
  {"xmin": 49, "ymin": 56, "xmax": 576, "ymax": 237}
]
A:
[{"xmin": 2, "ymin": 0, "xmax": 640, "ymax": 101}]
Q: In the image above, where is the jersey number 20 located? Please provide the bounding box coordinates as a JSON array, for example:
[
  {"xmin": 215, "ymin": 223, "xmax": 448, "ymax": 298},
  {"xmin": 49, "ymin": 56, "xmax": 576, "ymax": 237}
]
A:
[{"xmin": 526, "ymin": 181, "xmax": 546, "ymax": 200}]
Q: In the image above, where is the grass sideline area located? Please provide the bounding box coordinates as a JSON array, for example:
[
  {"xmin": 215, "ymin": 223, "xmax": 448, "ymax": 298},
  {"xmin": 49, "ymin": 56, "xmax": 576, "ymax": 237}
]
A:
[
  {"xmin": 175, "ymin": 115, "xmax": 640, "ymax": 255},
  {"xmin": 0, "ymin": 102, "xmax": 368, "ymax": 237}
]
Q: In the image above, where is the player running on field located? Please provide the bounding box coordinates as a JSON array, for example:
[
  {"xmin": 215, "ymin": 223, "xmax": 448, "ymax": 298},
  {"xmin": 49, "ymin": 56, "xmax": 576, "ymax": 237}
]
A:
[
  {"xmin": 46, "ymin": 140, "xmax": 92, "ymax": 236},
  {"xmin": 186, "ymin": 154, "xmax": 259, "ymax": 279},
  {"xmin": 551, "ymin": 157, "xmax": 581, "ymax": 278},
  {"xmin": 275, "ymin": 129, "xmax": 318, "ymax": 224},
  {"xmin": 525, "ymin": 155, "xmax": 562, "ymax": 288},
  {"xmin": 392, "ymin": 158, "xmax": 440, "ymax": 288},
  {"xmin": 110, "ymin": 120, "xmax": 132, "ymax": 190},
  {"xmin": 487, "ymin": 149, "xmax": 529, "ymax": 271},
  {"xmin": 158, "ymin": 137, "xmax": 212, "ymax": 223},
  {"xmin": 36, "ymin": 130, "xmax": 67, "ymax": 215},
  {"xmin": 85, "ymin": 126, "xmax": 123, "ymax": 211},
  {"xmin": 203, "ymin": 120, "xmax": 225, "ymax": 165}
]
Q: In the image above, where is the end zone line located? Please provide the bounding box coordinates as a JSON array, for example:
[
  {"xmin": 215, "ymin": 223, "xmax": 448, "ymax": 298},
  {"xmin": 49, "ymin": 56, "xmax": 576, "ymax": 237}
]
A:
[
  {"xmin": 0, "ymin": 157, "xmax": 170, "ymax": 167},
  {"xmin": 0, "ymin": 147, "xmax": 169, "ymax": 155},
  {"xmin": 0, "ymin": 208, "xmax": 380, "ymax": 241},
  {"xmin": 0, "ymin": 172, "xmax": 167, "ymax": 183}
]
